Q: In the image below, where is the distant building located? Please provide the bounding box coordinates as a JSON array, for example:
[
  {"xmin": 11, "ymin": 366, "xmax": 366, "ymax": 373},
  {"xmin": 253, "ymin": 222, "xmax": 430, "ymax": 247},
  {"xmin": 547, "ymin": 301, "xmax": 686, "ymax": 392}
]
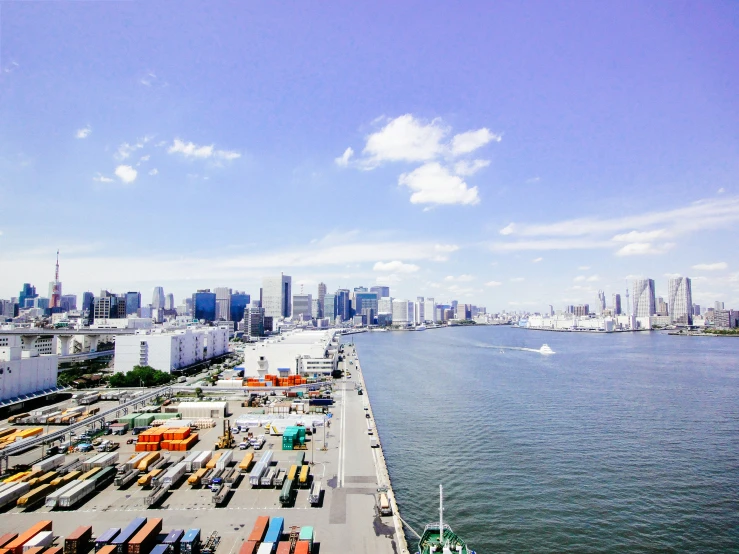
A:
[
  {"xmin": 93, "ymin": 291, "xmax": 120, "ymax": 320},
  {"xmin": 336, "ymin": 289, "xmax": 351, "ymax": 321},
  {"xmin": 370, "ymin": 286, "xmax": 390, "ymax": 299},
  {"xmin": 0, "ymin": 335, "xmax": 59, "ymax": 402},
  {"xmin": 18, "ymin": 283, "xmax": 37, "ymax": 309},
  {"xmin": 293, "ymin": 294, "xmax": 313, "ymax": 320},
  {"xmin": 668, "ymin": 277, "xmax": 692, "ymax": 325},
  {"xmin": 692, "ymin": 304, "xmax": 700, "ymax": 316},
  {"xmin": 244, "ymin": 305, "xmax": 265, "ymax": 338},
  {"xmin": 323, "ymin": 294, "xmax": 337, "ymax": 321},
  {"xmin": 379, "ymin": 297, "xmax": 394, "ymax": 314},
  {"xmin": 392, "ymin": 299, "xmax": 414, "ymax": 326},
  {"xmin": 230, "ymin": 292, "xmax": 250, "ymax": 324},
  {"xmin": 125, "ymin": 291, "xmax": 141, "ymax": 316},
  {"xmin": 311, "ymin": 299, "xmax": 321, "ymax": 319},
  {"xmin": 165, "ymin": 293, "xmax": 175, "ymax": 311},
  {"xmin": 192, "ymin": 289, "xmax": 217, "ymax": 322},
  {"xmin": 656, "ymin": 297, "xmax": 669, "ymax": 316},
  {"xmin": 715, "ymin": 301, "xmax": 725, "ymax": 311},
  {"xmin": 597, "ymin": 290, "xmax": 606, "ymax": 315},
  {"xmin": 354, "ymin": 292, "xmax": 378, "ymax": 316},
  {"xmin": 152, "ymin": 287, "xmax": 165, "ymax": 310},
  {"xmin": 714, "ymin": 309, "xmax": 738, "ymax": 328},
  {"xmin": 262, "ymin": 274, "xmax": 292, "ymax": 318},
  {"xmin": 317, "ymin": 282, "xmax": 327, "ymax": 317},
  {"xmin": 612, "ymin": 293, "xmax": 622, "ymax": 315},
  {"xmin": 214, "ymin": 287, "xmax": 232, "ymax": 321},
  {"xmin": 60, "ymin": 294, "xmax": 77, "ymax": 312},
  {"xmin": 573, "ymin": 304, "xmax": 589, "ymax": 317},
  {"xmin": 632, "ymin": 279, "xmax": 656, "ymax": 318}
]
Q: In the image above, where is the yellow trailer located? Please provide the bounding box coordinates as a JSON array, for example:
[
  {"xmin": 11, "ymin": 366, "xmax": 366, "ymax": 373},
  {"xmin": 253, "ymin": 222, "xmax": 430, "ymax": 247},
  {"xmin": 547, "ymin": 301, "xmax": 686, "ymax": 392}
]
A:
[
  {"xmin": 205, "ymin": 452, "xmax": 222, "ymax": 469},
  {"xmin": 287, "ymin": 464, "xmax": 298, "ymax": 482},
  {"xmin": 238, "ymin": 452, "xmax": 254, "ymax": 472},
  {"xmin": 299, "ymin": 465, "xmax": 310, "ymax": 488},
  {"xmin": 17, "ymin": 483, "xmax": 54, "ymax": 507},
  {"xmin": 187, "ymin": 467, "xmax": 208, "ymax": 486},
  {"xmin": 137, "ymin": 468, "xmax": 163, "ymax": 487},
  {"xmin": 78, "ymin": 467, "xmax": 101, "ymax": 480},
  {"xmin": 3, "ymin": 471, "xmax": 31, "ymax": 483},
  {"xmin": 137, "ymin": 452, "xmax": 161, "ymax": 472},
  {"xmin": 50, "ymin": 470, "xmax": 81, "ymax": 487}
]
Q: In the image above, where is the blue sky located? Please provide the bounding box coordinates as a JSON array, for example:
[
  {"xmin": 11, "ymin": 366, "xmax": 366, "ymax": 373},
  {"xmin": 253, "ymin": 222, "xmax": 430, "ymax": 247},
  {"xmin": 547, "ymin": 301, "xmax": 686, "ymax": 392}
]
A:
[{"xmin": 1, "ymin": 1, "xmax": 738, "ymax": 311}]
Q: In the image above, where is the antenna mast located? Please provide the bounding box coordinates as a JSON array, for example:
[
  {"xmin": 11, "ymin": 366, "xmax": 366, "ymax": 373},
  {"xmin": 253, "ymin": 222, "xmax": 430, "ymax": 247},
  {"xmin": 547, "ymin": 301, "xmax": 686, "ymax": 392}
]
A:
[{"xmin": 55, "ymin": 250, "xmax": 60, "ymax": 282}]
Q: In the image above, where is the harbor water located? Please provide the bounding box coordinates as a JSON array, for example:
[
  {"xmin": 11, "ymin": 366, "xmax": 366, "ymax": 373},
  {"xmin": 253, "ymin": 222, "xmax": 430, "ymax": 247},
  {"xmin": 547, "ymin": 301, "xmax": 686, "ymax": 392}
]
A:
[{"xmin": 354, "ymin": 326, "xmax": 739, "ymax": 553}]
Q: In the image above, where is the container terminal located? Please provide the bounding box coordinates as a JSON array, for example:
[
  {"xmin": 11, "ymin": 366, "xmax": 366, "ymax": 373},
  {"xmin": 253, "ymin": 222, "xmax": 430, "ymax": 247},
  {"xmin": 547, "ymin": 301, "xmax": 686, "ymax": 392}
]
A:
[{"xmin": 0, "ymin": 339, "xmax": 409, "ymax": 554}]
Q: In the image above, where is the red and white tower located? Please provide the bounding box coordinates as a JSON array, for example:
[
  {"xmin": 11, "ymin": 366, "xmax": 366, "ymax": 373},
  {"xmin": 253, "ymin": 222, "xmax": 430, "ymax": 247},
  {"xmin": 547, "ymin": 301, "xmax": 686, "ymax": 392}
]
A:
[{"xmin": 50, "ymin": 250, "xmax": 62, "ymax": 309}]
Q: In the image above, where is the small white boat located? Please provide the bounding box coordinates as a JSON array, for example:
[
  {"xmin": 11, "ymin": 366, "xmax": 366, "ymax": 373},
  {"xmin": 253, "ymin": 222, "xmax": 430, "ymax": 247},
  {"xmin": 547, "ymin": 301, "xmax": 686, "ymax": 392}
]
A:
[
  {"xmin": 539, "ymin": 344, "xmax": 555, "ymax": 355},
  {"xmin": 416, "ymin": 325, "xmax": 427, "ymax": 331}
]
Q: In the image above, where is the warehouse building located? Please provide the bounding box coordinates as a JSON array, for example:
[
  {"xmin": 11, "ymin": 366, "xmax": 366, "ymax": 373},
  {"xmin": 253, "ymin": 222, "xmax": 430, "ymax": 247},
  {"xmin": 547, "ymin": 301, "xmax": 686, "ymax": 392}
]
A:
[
  {"xmin": 0, "ymin": 334, "xmax": 60, "ymax": 404},
  {"xmin": 239, "ymin": 329, "xmax": 338, "ymax": 378}
]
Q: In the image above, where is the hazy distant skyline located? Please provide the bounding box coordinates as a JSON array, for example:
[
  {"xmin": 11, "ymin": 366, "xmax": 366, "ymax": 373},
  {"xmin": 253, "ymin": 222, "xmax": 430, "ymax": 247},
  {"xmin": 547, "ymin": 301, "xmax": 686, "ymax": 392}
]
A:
[{"xmin": 1, "ymin": 2, "xmax": 737, "ymax": 310}]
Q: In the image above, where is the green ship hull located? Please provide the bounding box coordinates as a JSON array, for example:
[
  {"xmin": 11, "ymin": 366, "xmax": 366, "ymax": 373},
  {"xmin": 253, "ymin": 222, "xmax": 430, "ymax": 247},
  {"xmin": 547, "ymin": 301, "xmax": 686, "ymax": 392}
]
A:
[{"xmin": 418, "ymin": 524, "xmax": 475, "ymax": 554}]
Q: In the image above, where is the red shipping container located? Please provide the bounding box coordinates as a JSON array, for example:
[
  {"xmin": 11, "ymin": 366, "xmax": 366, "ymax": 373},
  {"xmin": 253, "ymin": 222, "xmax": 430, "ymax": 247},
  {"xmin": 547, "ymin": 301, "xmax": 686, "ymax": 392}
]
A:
[
  {"xmin": 275, "ymin": 543, "xmax": 290, "ymax": 554},
  {"xmin": 238, "ymin": 542, "xmax": 257, "ymax": 554},
  {"xmin": 247, "ymin": 516, "xmax": 269, "ymax": 543},
  {"xmin": 5, "ymin": 521, "xmax": 52, "ymax": 554},
  {"xmin": 0, "ymin": 535, "xmax": 17, "ymax": 549},
  {"xmin": 293, "ymin": 541, "xmax": 309, "ymax": 554}
]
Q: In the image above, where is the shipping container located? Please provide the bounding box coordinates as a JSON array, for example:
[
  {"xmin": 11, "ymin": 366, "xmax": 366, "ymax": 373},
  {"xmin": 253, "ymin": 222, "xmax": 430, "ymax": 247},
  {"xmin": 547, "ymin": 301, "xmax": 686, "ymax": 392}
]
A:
[
  {"xmin": 293, "ymin": 542, "xmax": 309, "ymax": 554},
  {"xmin": 78, "ymin": 467, "xmax": 102, "ymax": 481},
  {"xmin": 180, "ymin": 530, "xmax": 200, "ymax": 554},
  {"xmin": 22, "ymin": 547, "xmax": 44, "ymax": 554},
  {"xmin": 45, "ymin": 480, "xmax": 82, "ymax": 508},
  {"xmin": 32, "ymin": 454, "xmax": 66, "ymax": 473},
  {"xmin": 247, "ymin": 517, "xmax": 269, "ymax": 543},
  {"xmin": 97, "ymin": 546, "xmax": 117, "ymax": 554},
  {"xmin": 127, "ymin": 518, "xmax": 162, "ymax": 554},
  {"xmin": 149, "ymin": 546, "xmax": 169, "ymax": 554},
  {"xmin": 275, "ymin": 543, "xmax": 290, "ymax": 554},
  {"xmin": 308, "ymin": 480, "xmax": 322, "ymax": 505},
  {"xmin": 192, "ymin": 451, "xmax": 212, "ymax": 471},
  {"xmin": 298, "ymin": 465, "xmax": 310, "ymax": 488},
  {"xmin": 263, "ymin": 518, "xmax": 283, "ymax": 545},
  {"xmin": 294, "ymin": 452, "xmax": 305, "ymax": 466},
  {"xmin": 183, "ymin": 451, "xmax": 201, "ymax": 472},
  {"xmin": 238, "ymin": 542, "xmax": 257, "ymax": 554},
  {"xmin": 255, "ymin": 544, "xmax": 273, "ymax": 554},
  {"xmin": 279, "ymin": 479, "xmax": 294, "ymax": 506},
  {"xmin": 57, "ymin": 479, "xmax": 95, "ymax": 509},
  {"xmin": 5, "ymin": 521, "xmax": 52, "ymax": 554},
  {"xmin": 50, "ymin": 471, "xmax": 82, "ymax": 487},
  {"xmin": 215, "ymin": 450, "xmax": 232, "ymax": 470},
  {"xmin": 205, "ymin": 452, "xmax": 221, "ymax": 470},
  {"xmin": 0, "ymin": 534, "xmax": 18, "ymax": 549},
  {"xmin": 162, "ymin": 530, "xmax": 183, "ymax": 554},
  {"xmin": 46, "ymin": 547, "xmax": 63, "ymax": 554},
  {"xmin": 238, "ymin": 453, "xmax": 253, "ymax": 472},
  {"xmin": 137, "ymin": 453, "xmax": 161, "ymax": 472},
  {"xmin": 94, "ymin": 529, "xmax": 120, "ymax": 552},
  {"xmin": 248, "ymin": 451, "xmax": 273, "ymax": 487},
  {"xmin": 111, "ymin": 518, "xmax": 146, "ymax": 554},
  {"xmin": 286, "ymin": 465, "xmax": 298, "ymax": 482},
  {"xmin": 260, "ymin": 468, "xmax": 275, "ymax": 488},
  {"xmin": 64, "ymin": 526, "xmax": 92, "ymax": 554},
  {"xmin": 22, "ymin": 531, "xmax": 53, "ymax": 552},
  {"xmin": 90, "ymin": 466, "xmax": 117, "ymax": 489},
  {"xmin": 161, "ymin": 462, "xmax": 187, "ymax": 487},
  {"xmin": 17, "ymin": 484, "xmax": 53, "ymax": 508},
  {"xmin": 297, "ymin": 527, "xmax": 313, "ymax": 549},
  {"xmin": 124, "ymin": 453, "xmax": 148, "ymax": 471},
  {"xmin": 0, "ymin": 483, "xmax": 31, "ymax": 509}
]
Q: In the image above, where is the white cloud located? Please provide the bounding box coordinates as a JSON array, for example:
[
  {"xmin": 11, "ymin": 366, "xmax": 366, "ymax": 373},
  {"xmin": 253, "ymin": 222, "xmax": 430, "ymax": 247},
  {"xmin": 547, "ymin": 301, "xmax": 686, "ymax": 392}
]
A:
[
  {"xmin": 362, "ymin": 114, "xmax": 447, "ymax": 165},
  {"xmin": 115, "ymin": 137, "xmax": 152, "ymax": 160},
  {"xmin": 611, "ymin": 229, "xmax": 669, "ymax": 242},
  {"xmin": 148, "ymin": 168, "xmax": 159, "ymax": 176},
  {"xmin": 587, "ymin": 275, "xmax": 600, "ymax": 282},
  {"xmin": 75, "ymin": 126, "xmax": 91, "ymax": 139},
  {"xmin": 114, "ymin": 165, "xmax": 138, "ymax": 184},
  {"xmin": 398, "ymin": 162, "xmax": 479, "ymax": 206},
  {"xmin": 93, "ymin": 173, "xmax": 113, "ymax": 183},
  {"xmin": 435, "ymin": 244, "xmax": 459, "ymax": 253},
  {"xmin": 334, "ymin": 147, "xmax": 354, "ymax": 167},
  {"xmin": 453, "ymin": 159, "xmax": 490, "ymax": 176},
  {"xmin": 490, "ymin": 239, "xmax": 612, "ymax": 252},
  {"xmin": 574, "ymin": 276, "xmax": 586, "ymax": 282},
  {"xmin": 510, "ymin": 277, "xmax": 525, "ymax": 282},
  {"xmin": 692, "ymin": 262, "xmax": 727, "ymax": 271},
  {"xmin": 664, "ymin": 272, "xmax": 682, "ymax": 279},
  {"xmin": 450, "ymin": 128, "xmax": 501, "ymax": 156},
  {"xmin": 615, "ymin": 242, "xmax": 674, "ymax": 256},
  {"xmin": 532, "ymin": 257, "xmax": 543, "ymax": 263},
  {"xmin": 485, "ymin": 281, "xmax": 502, "ymax": 287},
  {"xmin": 139, "ymin": 155, "xmax": 150, "ymax": 162},
  {"xmin": 718, "ymin": 188, "xmax": 725, "ymax": 194},
  {"xmin": 168, "ymin": 138, "xmax": 241, "ymax": 161},
  {"xmin": 578, "ymin": 266, "xmax": 591, "ymax": 270},
  {"xmin": 499, "ymin": 223, "xmax": 515, "ymax": 235},
  {"xmin": 373, "ymin": 260, "xmax": 420, "ymax": 273},
  {"xmin": 526, "ymin": 176, "xmax": 541, "ymax": 184},
  {"xmin": 444, "ymin": 274, "xmax": 475, "ymax": 282}
]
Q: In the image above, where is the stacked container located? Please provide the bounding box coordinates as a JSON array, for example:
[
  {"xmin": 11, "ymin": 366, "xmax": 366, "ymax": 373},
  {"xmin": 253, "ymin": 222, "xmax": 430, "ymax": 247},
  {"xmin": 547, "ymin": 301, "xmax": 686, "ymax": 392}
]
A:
[
  {"xmin": 180, "ymin": 530, "xmax": 200, "ymax": 554},
  {"xmin": 111, "ymin": 518, "xmax": 146, "ymax": 554},
  {"xmin": 5, "ymin": 521, "xmax": 52, "ymax": 554},
  {"xmin": 162, "ymin": 530, "xmax": 184, "ymax": 554},
  {"xmin": 127, "ymin": 518, "xmax": 162, "ymax": 554},
  {"xmin": 63, "ymin": 526, "xmax": 92, "ymax": 554},
  {"xmin": 94, "ymin": 529, "xmax": 120, "ymax": 551}
]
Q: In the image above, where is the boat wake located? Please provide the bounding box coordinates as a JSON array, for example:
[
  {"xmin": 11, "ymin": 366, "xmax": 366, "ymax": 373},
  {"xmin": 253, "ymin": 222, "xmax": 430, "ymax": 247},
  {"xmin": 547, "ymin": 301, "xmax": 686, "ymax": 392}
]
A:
[{"xmin": 476, "ymin": 343, "xmax": 556, "ymax": 355}]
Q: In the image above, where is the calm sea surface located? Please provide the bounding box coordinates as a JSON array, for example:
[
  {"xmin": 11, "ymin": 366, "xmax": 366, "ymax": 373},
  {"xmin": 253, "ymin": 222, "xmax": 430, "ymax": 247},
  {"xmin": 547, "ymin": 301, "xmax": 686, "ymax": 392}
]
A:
[{"xmin": 353, "ymin": 326, "xmax": 739, "ymax": 553}]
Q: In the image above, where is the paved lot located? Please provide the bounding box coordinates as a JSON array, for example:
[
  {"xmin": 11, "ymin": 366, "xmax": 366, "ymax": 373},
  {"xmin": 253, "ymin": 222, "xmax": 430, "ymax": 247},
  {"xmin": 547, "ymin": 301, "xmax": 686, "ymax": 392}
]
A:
[{"xmin": 0, "ymin": 361, "xmax": 403, "ymax": 554}]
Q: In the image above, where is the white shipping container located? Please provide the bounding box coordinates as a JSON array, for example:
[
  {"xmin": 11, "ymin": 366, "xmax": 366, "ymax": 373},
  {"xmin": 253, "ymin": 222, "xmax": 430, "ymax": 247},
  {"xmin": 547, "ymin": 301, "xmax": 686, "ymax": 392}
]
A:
[
  {"xmin": 82, "ymin": 453, "xmax": 106, "ymax": 471},
  {"xmin": 215, "ymin": 450, "xmax": 233, "ymax": 470},
  {"xmin": 45, "ymin": 480, "xmax": 82, "ymax": 508},
  {"xmin": 0, "ymin": 482, "xmax": 31, "ymax": 508},
  {"xmin": 58, "ymin": 479, "xmax": 95, "ymax": 508},
  {"xmin": 93, "ymin": 452, "xmax": 119, "ymax": 468},
  {"xmin": 192, "ymin": 451, "xmax": 212, "ymax": 470},
  {"xmin": 176, "ymin": 401, "xmax": 228, "ymax": 419},
  {"xmin": 23, "ymin": 531, "xmax": 53, "ymax": 551},
  {"xmin": 183, "ymin": 450, "xmax": 202, "ymax": 472},
  {"xmin": 256, "ymin": 543, "xmax": 274, "ymax": 554},
  {"xmin": 125, "ymin": 452, "xmax": 149, "ymax": 471},
  {"xmin": 161, "ymin": 462, "xmax": 187, "ymax": 487},
  {"xmin": 32, "ymin": 453, "xmax": 66, "ymax": 472}
]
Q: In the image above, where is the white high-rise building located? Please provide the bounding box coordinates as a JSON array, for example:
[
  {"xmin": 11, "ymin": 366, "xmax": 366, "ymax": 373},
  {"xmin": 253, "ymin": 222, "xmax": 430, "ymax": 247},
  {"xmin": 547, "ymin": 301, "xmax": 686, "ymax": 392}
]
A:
[
  {"xmin": 152, "ymin": 287, "xmax": 165, "ymax": 310},
  {"xmin": 424, "ymin": 298, "xmax": 436, "ymax": 323},
  {"xmin": 262, "ymin": 274, "xmax": 292, "ymax": 318},
  {"xmin": 392, "ymin": 299, "xmax": 414, "ymax": 326},
  {"xmin": 293, "ymin": 294, "xmax": 313, "ymax": 320},
  {"xmin": 632, "ymin": 279, "xmax": 656, "ymax": 318},
  {"xmin": 165, "ymin": 293, "xmax": 175, "ymax": 310},
  {"xmin": 317, "ymin": 283, "xmax": 327, "ymax": 317},
  {"xmin": 668, "ymin": 277, "xmax": 693, "ymax": 325},
  {"xmin": 214, "ymin": 287, "xmax": 232, "ymax": 321},
  {"xmin": 378, "ymin": 297, "xmax": 393, "ymax": 314},
  {"xmin": 597, "ymin": 290, "xmax": 606, "ymax": 315}
]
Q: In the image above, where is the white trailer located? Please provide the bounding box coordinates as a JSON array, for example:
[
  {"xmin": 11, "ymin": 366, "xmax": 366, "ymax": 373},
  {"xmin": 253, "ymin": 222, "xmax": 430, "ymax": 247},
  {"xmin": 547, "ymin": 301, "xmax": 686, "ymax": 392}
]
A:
[
  {"xmin": 215, "ymin": 450, "xmax": 233, "ymax": 470},
  {"xmin": 58, "ymin": 479, "xmax": 95, "ymax": 509},
  {"xmin": 249, "ymin": 451, "xmax": 273, "ymax": 487},
  {"xmin": 45, "ymin": 480, "xmax": 83, "ymax": 508},
  {"xmin": 81, "ymin": 453, "xmax": 106, "ymax": 471},
  {"xmin": 309, "ymin": 480, "xmax": 322, "ymax": 505},
  {"xmin": 0, "ymin": 482, "xmax": 31, "ymax": 509},
  {"xmin": 32, "ymin": 454, "xmax": 66, "ymax": 472},
  {"xmin": 23, "ymin": 531, "xmax": 53, "ymax": 551},
  {"xmin": 124, "ymin": 452, "xmax": 149, "ymax": 471},
  {"xmin": 192, "ymin": 451, "xmax": 212, "ymax": 470},
  {"xmin": 183, "ymin": 450, "xmax": 202, "ymax": 472},
  {"xmin": 93, "ymin": 452, "xmax": 119, "ymax": 468},
  {"xmin": 161, "ymin": 462, "xmax": 187, "ymax": 487},
  {"xmin": 260, "ymin": 468, "xmax": 276, "ymax": 487}
]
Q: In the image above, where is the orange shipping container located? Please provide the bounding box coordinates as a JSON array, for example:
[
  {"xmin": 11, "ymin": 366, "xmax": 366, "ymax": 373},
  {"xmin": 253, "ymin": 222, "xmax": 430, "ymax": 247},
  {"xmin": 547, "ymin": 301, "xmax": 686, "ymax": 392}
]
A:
[
  {"xmin": 293, "ymin": 542, "xmax": 309, "ymax": 554},
  {"xmin": 5, "ymin": 521, "xmax": 52, "ymax": 554},
  {"xmin": 247, "ymin": 516, "xmax": 269, "ymax": 543},
  {"xmin": 0, "ymin": 535, "xmax": 17, "ymax": 549},
  {"xmin": 97, "ymin": 546, "xmax": 116, "ymax": 554},
  {"xmin": 46, "ymin": 548, "xmax": 63, "ymax": 554},
  {"xmin": 23, "ymin": 547, "xmax": 44, "ymax": 554}
]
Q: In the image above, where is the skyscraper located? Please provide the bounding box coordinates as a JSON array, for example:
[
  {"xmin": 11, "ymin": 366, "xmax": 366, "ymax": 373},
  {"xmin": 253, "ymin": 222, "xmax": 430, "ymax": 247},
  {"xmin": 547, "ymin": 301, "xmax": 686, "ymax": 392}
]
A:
[
  {"xmin": 424, "ymin": 298, "xmax": 435, "ymax": 322},
  {"xmin": 668, "ymin": 277, "xmax": 693, "ymax": 325},
  {"xmin": 370, "ymin": 286, "xmax": 390, "ymax": 299},
  {"xmin": 82, "ymin": 291, "xmax": 94, "ymax": 314},
  {"xmin": 335, "ymin": 289, "xmax": 350, "ymax": 321},
  {"xmin": 324, "ymin": 293, "xmax": 337, "ymax": 321},
  {"xmin": 60, "ymin": 294, "xmax": 77, "ymax": 312},
  {"xmin": 293, "ymin": 294, "xmax": 313, "ymax": 320},
  {"xmin": 19, "ymin": 283, "xmax": 37, "ymax": 309},
  {"xmin": 125, "ymin": 291, "xmax": 141, "ymax": 315},
  {"xmin": 317, "ymin": 282, "xmax": 327, "ymax": 317},
  {"xmin": 597, "ymin": 290, "xmax": 606, "ymax": 315},
  {"xmin": 262, "ymin": 274, "xmax": 292, "ymax": 318},
  {"xmin": 354, "ymin": 292, "xmax": 378, "ymax": 315},
  {"xmin": 612, "ymin": 293, "xmax": 622, "ymax": 315},
  {"xmin": 214, "ymin": 287, "xmax": 232, "ymax": 321},
  {"xmin": 165, "ymin": 293, "xmax": 175, "ymax": 310},
  {"xmin": 632, "ymin": 279, "xmax": 656, "ymax": 318},
  {"xmin": 152, "ymin": 287, "xmax": 165, "ymax": 310},
  {"xmin": 192, "ymin": 289, "xmax": 217, "ymax": 322},
  {"xmin": 244, "ymin": 304, "xmax": 265, "ymax": 338},
  {"xmin": 230, "ymin": 292, "xmax": 250, "ymax": 323}
]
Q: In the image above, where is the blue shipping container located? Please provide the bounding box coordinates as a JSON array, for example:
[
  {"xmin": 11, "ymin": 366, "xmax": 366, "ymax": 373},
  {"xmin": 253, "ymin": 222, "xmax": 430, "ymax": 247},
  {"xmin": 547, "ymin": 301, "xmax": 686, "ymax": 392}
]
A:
[
  {"xmin": 181, "ymin": 529, "xmax": 200, "ymax": 554},
  {"xmin": 264, "ymin": 518, "xmax": 284, "ymax": 544},
  {"xmin": 111, "ymin": 518, "xmax": 146, "ymax": 554},
  {"xmin": 149, "ymin": 546, "xmax": 169, "ymax": 554},
  {"xmin": 95, "ymin": 529, "xmax": 121, "ymax": 551},
  {"xmin": 163, "ymin": 530, "xmax": 184, "ymax": 554}
]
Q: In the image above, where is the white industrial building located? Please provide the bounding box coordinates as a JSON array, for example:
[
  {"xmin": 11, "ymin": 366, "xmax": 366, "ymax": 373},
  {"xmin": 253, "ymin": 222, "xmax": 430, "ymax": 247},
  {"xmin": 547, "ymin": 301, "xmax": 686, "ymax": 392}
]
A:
[
  {"xmin": 0, "ymin": 335, "xmax": 59, "ymax": 403},
  {"xmin": 114, "ymin": 326, "xmax": 229, "ymax": 374},
  {"xmin": 238, "ymin": 329, "xmax": 338, "ymax": 378},
  {"xmin": 392, "ymin": 299, "xmax": 414, "ymax": 326}
]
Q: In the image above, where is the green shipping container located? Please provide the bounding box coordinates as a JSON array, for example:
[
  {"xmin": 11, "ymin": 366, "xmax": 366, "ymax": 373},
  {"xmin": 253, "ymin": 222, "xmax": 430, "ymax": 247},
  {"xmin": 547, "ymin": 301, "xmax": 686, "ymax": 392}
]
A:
[
  {"xmin": 152, "ymin": 413, "xmax": 181, "ymax": 420},
  {"xmin": 298, "ymin": 526, "xmax": 314, "ymax": 547},
  {"xmin": 133, "ymin": 415, "xmax": 156, "ymax": 428}
]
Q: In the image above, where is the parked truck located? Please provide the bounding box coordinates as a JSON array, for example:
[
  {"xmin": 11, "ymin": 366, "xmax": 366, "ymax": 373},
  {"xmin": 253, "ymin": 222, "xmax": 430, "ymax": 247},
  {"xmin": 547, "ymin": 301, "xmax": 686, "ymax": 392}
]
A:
[{"xmin": 248, "ymin": 451, "xmax": 273, "ymax": 487}]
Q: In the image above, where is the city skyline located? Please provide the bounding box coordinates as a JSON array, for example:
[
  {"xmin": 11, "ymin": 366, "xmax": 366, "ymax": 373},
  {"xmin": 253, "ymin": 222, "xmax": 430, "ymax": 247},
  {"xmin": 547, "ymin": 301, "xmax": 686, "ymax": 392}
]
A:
[{"xmin": 1, "ymin": 3, "xmax": 738, "ymax": 309}]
